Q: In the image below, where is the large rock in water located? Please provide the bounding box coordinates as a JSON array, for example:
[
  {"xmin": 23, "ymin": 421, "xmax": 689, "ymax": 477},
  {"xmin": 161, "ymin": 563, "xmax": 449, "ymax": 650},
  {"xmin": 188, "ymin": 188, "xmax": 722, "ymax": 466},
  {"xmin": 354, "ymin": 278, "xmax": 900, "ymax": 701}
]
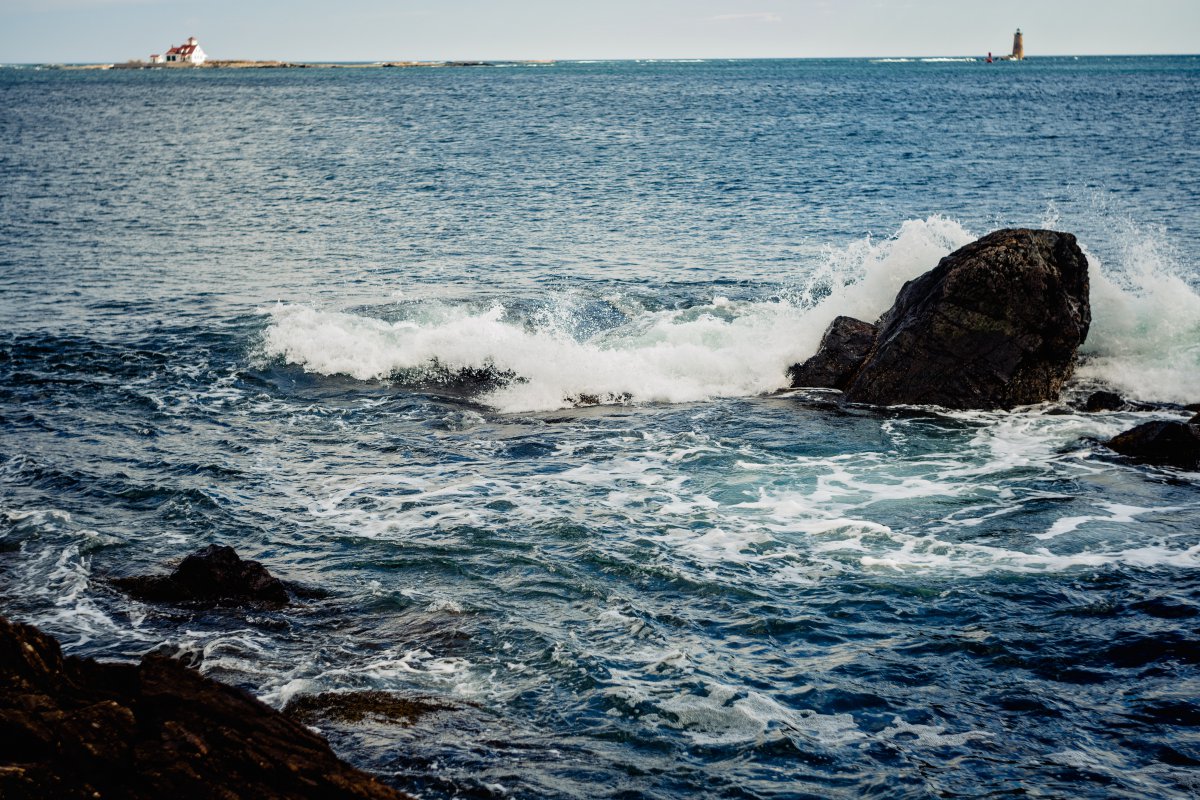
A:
[
  {"xmin": 112, "ymin": 544, "xmax": 289, "ymax": 607},
  {"xmin": 0, "ymin": 615, "xmax": 407, "ymax": 799},
  {"xmin": 791, "ymin": 229, "xmax": 1091, "ymax": 409},
  {"xmin": 1106, "ymin": 420, "xmax": 1200, "ymax": 470}
]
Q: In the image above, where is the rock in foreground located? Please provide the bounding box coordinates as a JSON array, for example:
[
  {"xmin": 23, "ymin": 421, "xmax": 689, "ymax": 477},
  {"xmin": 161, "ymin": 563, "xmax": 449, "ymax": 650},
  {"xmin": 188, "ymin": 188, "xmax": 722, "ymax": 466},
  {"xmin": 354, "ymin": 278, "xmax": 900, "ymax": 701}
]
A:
[
  {"xmin": 792, "ymin": 229, "xmax": 1091, "ymax": 409},
  {"xmin": 1106, "ymin": 420, "xmax": 1200, "ymax": 470},
  {"xmin": 0, "ymin": 615, "xmax": 407, "ymax": 800},
  {"xmin": 112, "ymin": 544, "xmax": 289, "ymax": 607}
]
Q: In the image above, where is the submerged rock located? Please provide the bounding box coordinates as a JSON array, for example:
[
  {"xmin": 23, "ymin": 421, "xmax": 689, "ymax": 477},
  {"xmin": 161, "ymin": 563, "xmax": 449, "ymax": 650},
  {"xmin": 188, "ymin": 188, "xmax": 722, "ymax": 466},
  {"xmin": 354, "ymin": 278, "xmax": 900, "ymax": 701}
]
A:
[
  {"xmin": 789, "ymin": 316, "xmax": 878, "ymax": 390},
  {"xmin": 808, "ymin": 229, "xmax": 1090, "ymax": 410},
  {"xmin": 1106, "ymin": 420, "xmax": 1200, "ymax": 470},
  {"xmin": 0, "ymin": 615, "xmax": 407, "ymax": 799},
  {"xmin": 1085, "ymin": 391, "xmax": 1126, "ymax": 412},
  {"xmin": 112, "ymin": 544, "xmax": 289, "ymax": 607},
  {"xmin": 285, "ymin": 691, "xmax": 454, "ymax": 727}
]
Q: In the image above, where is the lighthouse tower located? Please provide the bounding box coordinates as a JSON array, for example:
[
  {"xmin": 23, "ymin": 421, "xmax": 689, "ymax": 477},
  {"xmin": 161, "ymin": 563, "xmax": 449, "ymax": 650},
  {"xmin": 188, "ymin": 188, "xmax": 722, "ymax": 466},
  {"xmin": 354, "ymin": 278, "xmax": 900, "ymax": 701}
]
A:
[{"xmin": 1011, "ymin": 28, "xmax": 1025, "ymax": 60}]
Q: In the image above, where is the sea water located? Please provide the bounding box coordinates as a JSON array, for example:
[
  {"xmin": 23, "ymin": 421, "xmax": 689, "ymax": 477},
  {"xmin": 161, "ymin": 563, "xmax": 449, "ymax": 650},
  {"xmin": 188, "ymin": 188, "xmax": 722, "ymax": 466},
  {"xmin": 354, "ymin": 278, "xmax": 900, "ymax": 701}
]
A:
[{"xmin": 2, "ymin": 57, "xmax": 1199, "ymax": 798}]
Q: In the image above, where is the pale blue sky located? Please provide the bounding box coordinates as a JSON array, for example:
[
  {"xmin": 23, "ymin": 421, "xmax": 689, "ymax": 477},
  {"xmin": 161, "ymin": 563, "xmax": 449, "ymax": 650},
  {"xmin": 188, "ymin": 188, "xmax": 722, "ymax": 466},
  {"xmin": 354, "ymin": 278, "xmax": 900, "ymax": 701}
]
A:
[{"xmin": 1, "ymin": 0, "xmax": 1196, "ymax": 63}]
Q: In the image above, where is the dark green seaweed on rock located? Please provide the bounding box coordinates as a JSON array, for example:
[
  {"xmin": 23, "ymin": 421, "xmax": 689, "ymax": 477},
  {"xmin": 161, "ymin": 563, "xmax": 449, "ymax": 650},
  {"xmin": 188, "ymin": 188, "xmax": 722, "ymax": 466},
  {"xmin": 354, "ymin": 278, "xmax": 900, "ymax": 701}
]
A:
[{"xmin": 285, "ymin": 691, "xmax": 455, "ymax": 726}]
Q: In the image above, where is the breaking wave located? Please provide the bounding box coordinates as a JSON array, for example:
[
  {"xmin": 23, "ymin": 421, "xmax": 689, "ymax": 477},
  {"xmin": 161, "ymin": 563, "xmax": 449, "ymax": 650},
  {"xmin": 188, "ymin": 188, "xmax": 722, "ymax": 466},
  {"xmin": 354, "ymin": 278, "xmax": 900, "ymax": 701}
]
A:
[
  {"xmin": 1078, "ymin": 228, "xmax": 1200, "ymax": 403},
  {"xmin": 259, "ymin": 216, "xmax": 1200, "ymax": 412}
]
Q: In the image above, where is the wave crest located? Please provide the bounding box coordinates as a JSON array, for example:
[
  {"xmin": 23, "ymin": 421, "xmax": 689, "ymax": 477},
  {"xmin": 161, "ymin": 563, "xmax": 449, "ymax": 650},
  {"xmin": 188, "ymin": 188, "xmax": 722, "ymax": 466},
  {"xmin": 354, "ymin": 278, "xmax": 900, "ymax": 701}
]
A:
[{"xmin": 259, "ymin": 215, "xmax": 1199, "ymax": 411}]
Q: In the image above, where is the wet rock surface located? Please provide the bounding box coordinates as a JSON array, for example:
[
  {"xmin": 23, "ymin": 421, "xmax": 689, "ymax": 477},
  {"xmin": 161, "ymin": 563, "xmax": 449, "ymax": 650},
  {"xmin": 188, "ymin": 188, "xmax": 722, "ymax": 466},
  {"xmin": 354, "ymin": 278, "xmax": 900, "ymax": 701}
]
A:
[
  {"xmin": 802, "ymin": 229, "xmax": 1091, "ymax": 410},
  {"xmin": 1106, "ymin": 420, "xmax": 1200, "ymax": 470},
  {"xmin": 1084, "ymin": 390, "xmax": 1126, "ymax": 412},
  {"xmin": 285, "ymin": 691, "xmax": 455, "ymax": 727},
  {"xmin": 789, "ymin": 316, "xmax": 878, "ymax": 390},
  {"xmin": 112, "ymin": 544, "xmax": 289, "ymax": 607},
  {"xmin": 0, "ymin": 615, "xmax": 407, "ymax": 800}
]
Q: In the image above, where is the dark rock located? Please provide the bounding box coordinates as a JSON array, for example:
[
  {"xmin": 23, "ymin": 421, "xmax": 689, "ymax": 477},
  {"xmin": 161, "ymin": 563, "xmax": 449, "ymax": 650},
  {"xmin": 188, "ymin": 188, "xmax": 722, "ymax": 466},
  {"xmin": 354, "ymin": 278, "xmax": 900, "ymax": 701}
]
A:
[
  {"xmin": 1106, "ymin": 421, "xmax": 1200, "ymax": 470},
  {"xmin": 285, "ymin": 691, "xmax": 453, "ymax": 727},
  {"xmin": 112, "ymin": 545, "xmax": 289, "ymax": 607},
  {"xmin": 842, "ymin": 229, "xmax": 1091, "ymax": 409},
  {"xmin": 1084, "ymin": 391, "xmax": 1126, "ymax": 412},
  {"xmin": 0, "ymin": 615, "xmax": 408, "ymax": 799},
  {"xmin": 789, "ymin": 316, "xmax": 878, "ymax": 390},
  {"xmin": 1190, "ymin": 412, "xmax": 1200, "ymax": 427}
]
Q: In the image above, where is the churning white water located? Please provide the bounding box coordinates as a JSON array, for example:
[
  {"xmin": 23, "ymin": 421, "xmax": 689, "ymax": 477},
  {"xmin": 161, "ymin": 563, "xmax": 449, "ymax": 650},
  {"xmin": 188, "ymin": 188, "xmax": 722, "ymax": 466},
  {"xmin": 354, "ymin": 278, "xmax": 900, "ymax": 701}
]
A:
[{"xmin": 260, "ymin": 215, "xmax": 1200, "ymax": 412}]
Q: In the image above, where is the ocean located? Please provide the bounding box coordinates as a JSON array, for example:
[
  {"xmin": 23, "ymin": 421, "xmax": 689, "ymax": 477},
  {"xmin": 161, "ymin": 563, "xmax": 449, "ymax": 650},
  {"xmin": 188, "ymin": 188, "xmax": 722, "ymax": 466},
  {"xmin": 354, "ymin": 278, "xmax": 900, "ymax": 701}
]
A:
[{"xmin": 2, "ymin": 56, "xmax": 1199, "ymax": 798}]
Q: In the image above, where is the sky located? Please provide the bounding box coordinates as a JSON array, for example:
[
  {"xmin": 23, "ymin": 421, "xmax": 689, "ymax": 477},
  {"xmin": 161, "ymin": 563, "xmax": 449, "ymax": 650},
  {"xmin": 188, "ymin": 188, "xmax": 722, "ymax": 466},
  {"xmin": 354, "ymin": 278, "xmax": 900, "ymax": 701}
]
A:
[{"xmin": 0, "ymin": 0, "xmax": 1197, "ymax": 63}]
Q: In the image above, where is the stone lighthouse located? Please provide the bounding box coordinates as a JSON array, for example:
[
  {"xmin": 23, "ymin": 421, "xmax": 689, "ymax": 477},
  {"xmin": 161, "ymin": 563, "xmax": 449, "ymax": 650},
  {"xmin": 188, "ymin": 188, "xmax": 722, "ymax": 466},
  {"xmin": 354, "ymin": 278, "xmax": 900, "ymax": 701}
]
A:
[{"xmin": 1011, "ymin": 28, "xmax": 1025, "ymax": 60}]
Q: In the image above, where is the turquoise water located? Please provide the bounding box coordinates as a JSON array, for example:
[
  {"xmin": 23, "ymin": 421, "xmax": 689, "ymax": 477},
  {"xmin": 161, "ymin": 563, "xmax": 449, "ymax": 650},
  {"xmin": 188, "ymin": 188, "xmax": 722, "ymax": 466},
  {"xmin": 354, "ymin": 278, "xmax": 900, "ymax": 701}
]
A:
[{"xmin": 2, "ymin": 57, "xmax": 1199, "ymax": 798}]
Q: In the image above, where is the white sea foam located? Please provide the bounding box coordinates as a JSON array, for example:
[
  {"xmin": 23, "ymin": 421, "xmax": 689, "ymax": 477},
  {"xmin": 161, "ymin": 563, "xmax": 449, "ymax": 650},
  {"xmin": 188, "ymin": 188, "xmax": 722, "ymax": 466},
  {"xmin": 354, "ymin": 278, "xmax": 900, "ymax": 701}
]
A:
[
  {"xmin": 261, "ymin": 297, "xmax": 810, "ymax": 412},
  {"xmin": 259, "ymin": 216, "xmax": 973, "ymax": 412},
  {"xmin": 1075, "ymin": 230, "xmax": 1200, "ymax": 403},
  {"xmin": 657, "ymin": 682, "xmax": 866, "ymax": 747},
  {"xmin": 880, "ymin": 717, "xmax": 992, "ymax": 747},
  {"xmin": 0, "ymin": 510, "xmax": 147, "ymax": 648},
  {"xmin": 1032, "ymin": 502, "xmax": 1179, "ymax": 540},
  {"xmin": 260, "ymin": 214, "xmax": 1198, "ymax": 411}
]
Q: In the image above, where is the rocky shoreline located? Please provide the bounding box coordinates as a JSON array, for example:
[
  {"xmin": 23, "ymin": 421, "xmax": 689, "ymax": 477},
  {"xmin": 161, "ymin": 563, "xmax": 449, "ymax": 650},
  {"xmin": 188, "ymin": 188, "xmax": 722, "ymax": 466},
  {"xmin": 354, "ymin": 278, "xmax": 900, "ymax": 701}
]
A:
[{"xmin": 0, "ymin": 613, "xmax": 409, "ymax": 799}]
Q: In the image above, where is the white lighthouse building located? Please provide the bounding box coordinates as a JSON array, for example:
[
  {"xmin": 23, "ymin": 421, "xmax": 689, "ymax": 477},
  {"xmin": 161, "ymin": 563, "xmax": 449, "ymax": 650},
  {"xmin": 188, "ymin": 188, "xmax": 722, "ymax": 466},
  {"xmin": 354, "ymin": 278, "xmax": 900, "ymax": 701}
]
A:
[{"xmin": 162, "ymin": 36, "xmax": 207, "ymax": 65}]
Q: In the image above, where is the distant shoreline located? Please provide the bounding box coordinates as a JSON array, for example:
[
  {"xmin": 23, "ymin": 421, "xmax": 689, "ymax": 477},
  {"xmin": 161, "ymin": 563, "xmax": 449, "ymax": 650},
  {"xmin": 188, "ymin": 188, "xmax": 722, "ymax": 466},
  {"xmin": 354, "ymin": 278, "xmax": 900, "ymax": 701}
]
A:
[
  {"xmin": 12, "ymin": 53, "xmax": 1194, "ymax": 71},
  {"xmin": 59, "ymin": 59, "xmax": 551, "ymax": 71}
]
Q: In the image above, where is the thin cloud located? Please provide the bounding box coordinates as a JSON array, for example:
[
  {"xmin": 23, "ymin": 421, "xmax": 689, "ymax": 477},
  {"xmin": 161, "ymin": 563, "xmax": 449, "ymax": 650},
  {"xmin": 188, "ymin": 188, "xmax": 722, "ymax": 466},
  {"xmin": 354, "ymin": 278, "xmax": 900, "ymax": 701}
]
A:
[{"xmin": 706, "ymin": 12, "xmax": 784, "ymax": 23}]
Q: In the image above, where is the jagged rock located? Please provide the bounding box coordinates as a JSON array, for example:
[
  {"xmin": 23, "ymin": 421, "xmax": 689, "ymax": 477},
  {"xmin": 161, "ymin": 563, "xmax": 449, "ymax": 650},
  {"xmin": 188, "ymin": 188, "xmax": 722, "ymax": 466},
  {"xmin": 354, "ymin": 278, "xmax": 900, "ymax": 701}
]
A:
[
  {"xmin": 789, "ymin": 316, "xmax": 878, "ymax": 390},
  {"xmin": 1085, "ymin": 391, "xmax": 1126, "ymax": 412},
  {"xmin": 0, "ymin": 615, "xmax": 407, "ymax": 800},
  {"xmin": 841, "ymin": 229, "xmax": 1091, "ymax": 409},
  {"xmin": 112, "ymin": 545, "xmax": 288, "ymax": 607},
  {"xmin": 1190, "ymin": 412, "xmax": 1200, "ymax": 427},
  {"xmin": 1106, "ymin": 421, "xmax": 1200, "ymax": 470}
]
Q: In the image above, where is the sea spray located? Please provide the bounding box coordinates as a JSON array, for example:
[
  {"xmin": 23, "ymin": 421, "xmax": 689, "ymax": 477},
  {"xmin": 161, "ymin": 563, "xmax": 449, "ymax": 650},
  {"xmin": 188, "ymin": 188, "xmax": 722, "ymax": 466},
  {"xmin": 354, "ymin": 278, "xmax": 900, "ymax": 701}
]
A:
[
  {"xmin": 260, "ymin": 215, "xmax": 1200, "ymax": 411},
  {"xmin": 262, "ymin": 298, "xmax": 811, "ymax": 412},
  {"xmin": 259, "ymin": 217, "xmax": 975, "ymax": 412},
  {"xmin": 1077, "ymin": 231, "xmax": 1200, "ymax": 403}
]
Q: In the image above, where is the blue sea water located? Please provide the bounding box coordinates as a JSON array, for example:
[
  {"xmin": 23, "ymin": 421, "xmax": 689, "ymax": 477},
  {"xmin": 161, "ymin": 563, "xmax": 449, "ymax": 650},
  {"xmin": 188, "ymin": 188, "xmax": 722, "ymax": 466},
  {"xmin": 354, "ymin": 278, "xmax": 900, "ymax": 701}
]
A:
[{"xmin": 2, "ymin": 56, "xmax": 1200, "ymax": 798}]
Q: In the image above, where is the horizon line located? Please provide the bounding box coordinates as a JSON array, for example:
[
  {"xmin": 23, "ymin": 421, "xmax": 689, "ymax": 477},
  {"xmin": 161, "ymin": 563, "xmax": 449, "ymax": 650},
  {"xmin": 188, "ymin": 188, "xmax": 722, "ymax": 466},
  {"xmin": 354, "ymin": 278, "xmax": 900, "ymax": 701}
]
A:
[{"xmin": 5, "ymin": 52, "xmax": 1199, "ymax": 66}]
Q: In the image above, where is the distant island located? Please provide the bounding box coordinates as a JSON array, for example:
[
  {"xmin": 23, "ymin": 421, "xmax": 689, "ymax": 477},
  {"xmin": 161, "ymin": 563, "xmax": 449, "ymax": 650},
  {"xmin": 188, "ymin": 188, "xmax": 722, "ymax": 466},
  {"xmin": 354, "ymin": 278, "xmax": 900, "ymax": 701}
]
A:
[
  {"xmin": 102, "ymin": 59, "xmax": 511, "ymax": 70},
  {"xmin": 56, "ymin": 34, "xmax": 552, "ymax": 70},
  {"xmin": 60, "ymin": 59, "xmax": 552, "ymax": 71}
]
